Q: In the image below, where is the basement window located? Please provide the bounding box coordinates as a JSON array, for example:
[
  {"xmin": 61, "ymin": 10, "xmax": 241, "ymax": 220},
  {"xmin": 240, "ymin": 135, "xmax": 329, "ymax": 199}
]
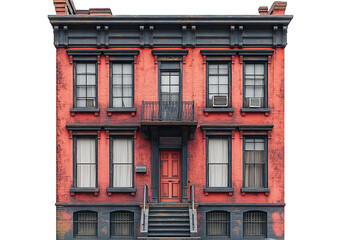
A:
[
  {"xmin": 110, "ymin": 211, "xmax": 134, "ymax": 237},
  {"xmin": 243, "ymin": 211, "xmax": 267, "ymax": 238},
  {"xmin": 73, "ymin": 211, "xmax": 98, "ymax": 237},
  {"xmin": 206, "ymin": 211, "xmax": 230, "ymax": 237}
]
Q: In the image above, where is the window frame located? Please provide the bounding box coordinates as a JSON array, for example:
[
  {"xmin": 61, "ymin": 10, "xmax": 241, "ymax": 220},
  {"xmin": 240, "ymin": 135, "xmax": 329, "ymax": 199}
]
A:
[
  {"xmin": 73, "ymin": 211, "xmax": 98, "ymax": 237},
  {"xmin": 206, "ymin": 210, "xmax": 231, "ymax": 238},
  {"xmin": 206, "ymin": 61, "xmax": 232, "ymax": 109},
  {"xmin": 72, "ymin": 135, "xmax": 98, "ymax": 190},
  {"xmin": 205, "ymin": 136, "xmax": 232, "ymax": 190},
  {"xmin": 109, "ymin": 61, "xmax": 135, "ymax": 110},
  {"xmin": 73, "ymin": 61, "xmax": 98, "ymax": 109},
  {"xmin": 158, "ymin": 61, "xmax": 183, "ymax": 103},
  {"xmin": 243, "ymin": 211, "xmax": 267, "ymax": 238},
  {"xmin": 109, "ymin": 136, "xmax": 135, "ymax": 191},
  {"xmin": 110, "ymin": 210, "xmax": 135, "ymax": 238},
  {"xmin": 242, "ymin": 136, "xmax": 268, "ymax": 190},
  {"xmin": 242, "ymin": 61, "xmax": 268, "ymax": 109}
]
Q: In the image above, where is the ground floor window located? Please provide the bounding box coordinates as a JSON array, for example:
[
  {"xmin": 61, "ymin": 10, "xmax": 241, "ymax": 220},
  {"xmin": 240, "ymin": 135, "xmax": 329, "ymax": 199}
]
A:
[
  {"xmin": 206, "ymin": 211, "xmax": 230, "ymax": 237},
  {"xmin": 110, "ymin": 211, "xmax": 134, "ymax": 237},
  {"xmin": 73, "ymin": 211, "xmax": 97, "ymax": 237},
  {"xmin": 243, "ymin": 211, "xmax": 267, "ymax": 238}
]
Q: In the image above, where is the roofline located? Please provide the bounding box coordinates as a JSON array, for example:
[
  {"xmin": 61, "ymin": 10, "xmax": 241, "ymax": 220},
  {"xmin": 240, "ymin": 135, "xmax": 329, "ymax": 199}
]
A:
[{"xmin": 48, "ymin": 14, "xmax": 293, "ymax": 26}]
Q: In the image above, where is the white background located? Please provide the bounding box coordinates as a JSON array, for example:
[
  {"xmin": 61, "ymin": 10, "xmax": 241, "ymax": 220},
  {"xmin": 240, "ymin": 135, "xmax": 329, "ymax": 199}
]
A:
[{"xmin": 1, "ymin": 0, "xmax": 338, "ymax": 239}]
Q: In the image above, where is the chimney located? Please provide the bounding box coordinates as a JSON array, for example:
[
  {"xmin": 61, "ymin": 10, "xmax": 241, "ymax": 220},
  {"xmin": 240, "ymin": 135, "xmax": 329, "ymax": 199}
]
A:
[
  {"xmin": 89, "ymin": 8, "xmax": 112, "ymax": 16},
  {"xmin": 268, "ymin": 1, "xmax": 287, "ymax": 15},
  {"xmin": 53, "ymin": 0, "xmax": 76, "ymax": 15},
  {"xmin": 258, "ymin": 6, "xmax": 268, "ymax": 15}
]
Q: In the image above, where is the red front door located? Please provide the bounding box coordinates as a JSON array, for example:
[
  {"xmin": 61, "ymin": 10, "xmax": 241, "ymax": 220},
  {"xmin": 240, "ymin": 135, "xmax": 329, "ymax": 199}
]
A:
[{"xmin": 160, "ymin": 150, "xmax": 181, "ymax": 202}]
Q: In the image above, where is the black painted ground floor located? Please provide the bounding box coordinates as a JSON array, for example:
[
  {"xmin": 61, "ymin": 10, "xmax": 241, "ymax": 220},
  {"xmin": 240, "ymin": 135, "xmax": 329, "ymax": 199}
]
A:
[{"xmin": 56, "ymin": 203, "xmax": 285, "ymax": 240}]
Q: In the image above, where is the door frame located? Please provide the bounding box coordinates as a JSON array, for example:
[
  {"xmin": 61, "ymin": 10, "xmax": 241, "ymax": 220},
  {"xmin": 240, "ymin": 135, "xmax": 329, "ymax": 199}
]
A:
[{"xmin": 159, "ymin": 149, "xmax": 182, "ymax": 202}]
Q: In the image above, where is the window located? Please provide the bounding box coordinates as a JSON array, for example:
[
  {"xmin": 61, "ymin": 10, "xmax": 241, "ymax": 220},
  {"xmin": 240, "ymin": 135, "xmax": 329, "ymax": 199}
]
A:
[
  {"xmin": 74, "ymin": 62, "xmax": 97, "ymax": 108},
  {"xmin": 110, "ymin": 211, "xmax": 134, "ymax": 237},
  {"xmin": 111, "ymin": 63, "xmax": 133, "ymax": 108},
  {"xmin": 207, "ymin": 138, "xmax": 231, "ymax": 188},
  {"xmin": 244, "ymin": 138, "xmax": 267, "ymax": 188},
  {"xmin": 243, "ymin": 211, "xmax": 267, "ymax": 238},
  {"xmin": 243, "ymin": 63, "xmax": 267, "ymax": 108},
  {"xmin": 74, "ymin": 137, "xmax": 97, "ymax": 188},
  {"xmin": 74, "ymin": 211, "xmax": 98, "ymax": 237},
  {"xmin": 111, "ymin": 138, "xmax": 133, "ymax": 188},
  {"xmin": 206, "ymin": 211, "xmax": 230, "ymax": 237},
  {"xmin": 207, "ymin": 63, "xmax": 230, "ymax": 108}
]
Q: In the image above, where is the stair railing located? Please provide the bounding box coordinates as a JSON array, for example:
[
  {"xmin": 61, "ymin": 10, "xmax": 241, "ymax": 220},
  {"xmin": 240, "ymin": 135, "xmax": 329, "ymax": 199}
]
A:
[
  {"xmin": 189, "ymin": 184, "xmax": 198, "ymax": 236},
  {"xmin": 140, "ymin": 184, "xmax": 149, "ymax": 236}
]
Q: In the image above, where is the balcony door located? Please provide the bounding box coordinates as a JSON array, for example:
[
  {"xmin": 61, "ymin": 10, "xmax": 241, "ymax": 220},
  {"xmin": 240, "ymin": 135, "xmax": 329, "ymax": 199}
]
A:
[
  {"xmin": 159, "ymin": 62, "xmax": 181, "ymax": 121},
  {"xmin": 160, "ymin": 150, "xmax": 181, "ymax": 202}
]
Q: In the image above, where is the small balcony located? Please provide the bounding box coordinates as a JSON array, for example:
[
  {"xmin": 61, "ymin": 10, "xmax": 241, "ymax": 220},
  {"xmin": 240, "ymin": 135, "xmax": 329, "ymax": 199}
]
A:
[{"xmin": 142, "ymin": 101, "xmax": 195, "ymax": 122}]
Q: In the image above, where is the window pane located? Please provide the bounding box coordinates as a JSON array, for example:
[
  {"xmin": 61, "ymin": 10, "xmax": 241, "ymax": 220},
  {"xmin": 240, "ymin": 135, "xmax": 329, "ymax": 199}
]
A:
[
  {"xmin": 77, "ymin": 75, "xmax": 86, "ymax": 85},
  {"xmin": 161, "ymin": 75, "xmax": 170, "ymax": 84},
  {"xmin": 113, "ymin": 75, "xmax": 122, "ymax": 85},
  {"xmin": 245, "ymin": 64, "xmax": 254, "ymax": 75},
  {"xmin": 86, "ymin": 64, "xmax": 96, "ymax": 74},
  {"xmin": 219, "ymin": 65, "xmax": 228, "ymax": 74},
  {"xmin": 77, "ymin": 64, "xmax": 86, "ymax": 74},
  {"xmin": 209, "ymin": 76, "xmax": 218, "ymax": 84},
  {"xmin": 209, "ymin": 165, "xmax": 227, "ymax": 187},
  {"xmin": 123, "ymin": 86, "xmax": 133, "ymax": 97},
  {"xmin": 113, "ymin": 139, "xmax": 133, "ymax": 163},
  {"xmin": 77, "ymin": 87, "xmax": 86, "ymax": 98},
  {"xmin": 161, "ymin": 86, "xmax": 169, "ymax": 93},
  {"xmin": 255, "ymin": 64, "xmax": 265, "ymax": 75},
  {"xmin": 113, "ymin": 165, "xmax": 133, "ymax": 187},
  {"xmin": 123, "ymin": 75, "xmax": 132, "ymax": 85},
  {"xmin": 209, "ymin": 85, "xmax": 218, "ymax": 94},
  {"xmin": 87, "ymin": 87, "xmax": 96, "ymax": 98},
  {"xmin": 209, "ymin": 139, "xmax": 228, "ymax": 163},
  {"xmin": 219, "ymin": 76, "xmax": 228, "ymax": 85},
  {"xmin": 113, "ymin": 64, "xmax": 122, "ymax": 74},
  {"xmin": 219, "ymin": 84, "xmax": 228, "ymax": 94},
  {"xmin": 171, "ymin": 86, "xmax": 179, "ymax": 93},
  {"xmin": 171, "ymin": 75, "xmax": 179, "ymax": 84},
  {"xmin": 255, "ymin": 86, "xmax": 264, "ymax": 98},
  {"xmin": 77, "ymin": 138, "xmax": 95, "ymax": 163},
  {"xmin": 87, "ymin": 75, "xmax": 96, "ymax": 85},
  {"xmin": 123, "ymin": 64, "xmax": 132, "ymax": 74},
  {"xmin": 113, "ymin": 86, "xmax": 122, "ymax": 97},
  {"xmin": 245, "ymin": 86, "xmax": 254, "ymax": 97},
  {"xmin": 123, "ymin": 98, "xmax": 132, "ymax": 108},
  {"xmin": 77, "ymin": 165, "xmax": 96, "ymax": 188},
  {"xmin": 113, "ymin": 98, "xmax": 122, "ymax": 107},
  {"xmin": 209, "ymin": 64, "xmax": 218, "ymax": 74},
  {"xmin": 77, "ymin": 99, "xmax": 86, "ymax": 108}
]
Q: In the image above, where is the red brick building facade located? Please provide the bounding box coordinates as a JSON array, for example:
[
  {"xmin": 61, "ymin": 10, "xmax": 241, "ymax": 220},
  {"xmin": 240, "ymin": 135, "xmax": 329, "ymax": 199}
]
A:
[{"xmin": 50, "ymin": 1, "xmax": 292, "ymax": 239}]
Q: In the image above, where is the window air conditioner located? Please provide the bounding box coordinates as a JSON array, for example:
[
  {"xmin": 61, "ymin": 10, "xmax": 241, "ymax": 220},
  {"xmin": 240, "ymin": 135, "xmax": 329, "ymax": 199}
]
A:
[
  {"xmin": 249, "ymin": 97, "xmax": 261, "ymax": 108},
  {"xmin": 212, "ymin": 95, "xmax": 228, "ymax": 107}
]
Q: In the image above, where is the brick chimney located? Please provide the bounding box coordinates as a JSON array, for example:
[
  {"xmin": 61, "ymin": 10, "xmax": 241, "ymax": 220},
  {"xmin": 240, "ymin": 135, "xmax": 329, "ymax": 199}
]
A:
[
  {"xmin": 258, "ymin": 6, "xmax": 268, "ymax": 15},
  {"xmin": 268, "ymin": 1, "xmax": 287, "ymax": 15},
  {"xmin": 53, "ymin": 0, "xmax": 76, "ymax": 15}
]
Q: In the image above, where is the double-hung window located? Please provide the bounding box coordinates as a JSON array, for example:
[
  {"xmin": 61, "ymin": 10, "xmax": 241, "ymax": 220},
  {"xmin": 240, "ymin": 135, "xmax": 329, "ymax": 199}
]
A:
[
  {"xmin": 73, "ymin": 137, "xmax": 97, "ymax": 188},
  {"xmin": 207, "ymin": 63, "xmax": 230, "ymax": 108},
  {"xmin": 207, "ymin": 137, "xmax": 231, "ymax": 188},
  {"xmin": 243, "ymin": 62, "xmax": 267, "ymax": 108},
  {"xmin": 111, "ymin": 63, "xmax": 134, "ymax": 108},
  {"xmin": 111, "ymin": 137, "xmax": 134, "ymax": 188},
  {"xmin": 74, "ymin": 62, "xmax": 97, "ymax": 108},
  {"xmin": 243, "ymin": 137, "xmax": 267, "ymax": 188}
]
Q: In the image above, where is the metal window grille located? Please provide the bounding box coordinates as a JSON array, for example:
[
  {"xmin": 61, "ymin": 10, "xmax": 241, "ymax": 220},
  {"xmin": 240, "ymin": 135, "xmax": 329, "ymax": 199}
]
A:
[
  {"xmin": 244, "ymin": 138, "xmax": 265, "ymax": 188},
  {"xmin": 243, "ymin": 211, "xmax": 267, "ymax": 237},
  {"xmin": 244, "ymin": 63, "xmax": 265, "ymax": 108},
  {"xmin": 75, "ymin": 63, "xmax": 97, "ymax": 108},
  {"xmin": 73, "ymin": 211, "xmax": 97, "ymax": 237},
  {"xmin": 208, "ymin": 63, "xmax": 229, "ymax": 108},
  {"xmin": 110, "ymin": 211, "xmax": 134, "ymax": 237},
  {"xmin": 206, "ymin": 211, "xmax": 230, "ymax": 237},
  {"xmin": 112, "ymin": 63, "xmax": 133, "ymax": 108}
]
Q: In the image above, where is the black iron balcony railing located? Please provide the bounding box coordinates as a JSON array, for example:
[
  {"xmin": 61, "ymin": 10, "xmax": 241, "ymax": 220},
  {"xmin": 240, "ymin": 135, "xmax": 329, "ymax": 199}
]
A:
[{"xmin": 142, "ymin": 101, "xmax": 194, "ymax": 122}]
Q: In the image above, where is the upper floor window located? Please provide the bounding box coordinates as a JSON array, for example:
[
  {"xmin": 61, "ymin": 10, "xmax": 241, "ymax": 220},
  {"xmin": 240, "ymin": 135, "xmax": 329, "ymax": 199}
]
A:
[
  {"xmin": 207, "ymin": 137, "xmax": 231, "ymax": 188},
  {"xmin": 74, "ymin": 62, "xmax": 97, "ymax": 108},
  {"xmin": 244, "ymin": 137, "xmax": 267, "ymax": 188},
  {"xmin": 111, "ymin": 137, "xmax": 134, "ymax": 188},
  {"xmin": 74, "ymin": 137, "xmax": 97, "ymax": 188},
  {"xmin": 110, "ymin": 211, "xmax": 134, "ymax": 237},
  {"xmin": 207, "ymin": 63, "xmax": 230, "ymax": 108},
  {"xmin": 206, "ymin": 211, "xmax": 230, "ymax": 237},
  {"xmin": 243, "ymin": 62, "xmax": 267, "ymax": 108},
  {"xmin": 243, "ymin": 211, "xmax": 267, "ymax": 238},
  {"xmin": 73, "ymin": 211, "xmax": 97, "ymax": 237},
  {"xmin": 111, "ymin": 63, "xmax": 133, "ymax": 108}
]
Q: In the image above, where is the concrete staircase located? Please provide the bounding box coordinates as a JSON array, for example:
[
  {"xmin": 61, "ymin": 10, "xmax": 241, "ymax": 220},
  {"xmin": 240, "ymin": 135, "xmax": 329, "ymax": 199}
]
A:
[{"xmin": 138, "ymin": 203, "xmax": 199, "ymax": 240}]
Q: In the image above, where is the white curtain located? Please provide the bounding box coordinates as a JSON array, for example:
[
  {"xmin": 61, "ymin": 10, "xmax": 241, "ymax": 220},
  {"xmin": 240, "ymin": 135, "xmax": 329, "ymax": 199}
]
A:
[
  {"xmin": 208, "ymin": 139, "xmax": 228, "ymax": 187},
  {"xmin": 113, "ymin": 139, "xmax": 133, "ymax": 187},
  {"xmin": 77, "ymin": 138, "xmax": 96, "ymax": 188}
]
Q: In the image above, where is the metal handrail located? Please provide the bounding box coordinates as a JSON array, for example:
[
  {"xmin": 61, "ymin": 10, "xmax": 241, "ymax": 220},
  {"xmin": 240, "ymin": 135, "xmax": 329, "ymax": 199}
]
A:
[
  {"xmin": 142, "ymin": 184, "xmax": 148, "ymax": 231},
  {"xmin": 190, "ymin": 184, "xmax": 195, "ymax": 230}
]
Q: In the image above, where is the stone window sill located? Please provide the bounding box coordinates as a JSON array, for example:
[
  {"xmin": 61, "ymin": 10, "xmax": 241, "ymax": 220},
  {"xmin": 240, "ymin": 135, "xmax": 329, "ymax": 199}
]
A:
[
  {"xmin": 240, "ymin": 108, "xmax": 270, "ymax": 116},
  {"xmin": 241, "ymin": 188, "xmax": 270, "ymax": 196},
  {"xmin": 203, "ymin": 108, "xmax": 234, "ymax": 116},
  {"xmin": 70, "ymin": 187, "xmax": 100, "ymax": 196},
  {"xmin": 106, "ymin": 108, "xmax": 136, "ymax": 117},
  {"xmin": 106, "ymin": 187, "xmax": 137, "ymax": 196},
  {"xmin": 203, "ymin": 187, "xmax": 234, "ymax": 196},
  {"xmin": 70, "ymin": 108, "xmax": 100, "ymax": 116}
]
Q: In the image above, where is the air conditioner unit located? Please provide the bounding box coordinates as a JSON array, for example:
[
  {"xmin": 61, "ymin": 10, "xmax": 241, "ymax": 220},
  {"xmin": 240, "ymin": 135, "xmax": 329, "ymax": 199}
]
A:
[
  {"xmin": 249, "ymin": 97, "xmax": 261, "ymax": 108},
  {"xmin": 212, "ymin": 95, "xmax": 228, "ymax": 107}
]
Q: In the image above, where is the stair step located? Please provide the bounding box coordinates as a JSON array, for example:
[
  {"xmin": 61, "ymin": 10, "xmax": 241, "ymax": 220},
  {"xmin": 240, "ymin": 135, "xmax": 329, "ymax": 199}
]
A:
[
  {"xmin": 149, "ymin": 212, "xmax": 189, "ymax": 217},
  {"xmin": 149, "ymin": 218, "xmax": 189, "ymax": 222},
  {"xmin": 148, "ymin": 232, "xmax": 191, "ymax": 237},
  {"xmin": 149, "ymin": 222, "xmax": 190, "ymax": 227},
  {"xmin": 150, "ymin": 208, "xmax": 188, "ymax": 212},
  {"xmin": 149, "ymin": 228, "xmax": 190, "ymax": 232}
]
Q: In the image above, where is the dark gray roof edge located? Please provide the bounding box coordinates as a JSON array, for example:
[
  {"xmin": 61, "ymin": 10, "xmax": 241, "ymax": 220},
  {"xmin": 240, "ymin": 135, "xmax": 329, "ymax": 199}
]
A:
[{"xmin": 48, "ymin": 14, "xmax": 293, "ymax": 25}]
